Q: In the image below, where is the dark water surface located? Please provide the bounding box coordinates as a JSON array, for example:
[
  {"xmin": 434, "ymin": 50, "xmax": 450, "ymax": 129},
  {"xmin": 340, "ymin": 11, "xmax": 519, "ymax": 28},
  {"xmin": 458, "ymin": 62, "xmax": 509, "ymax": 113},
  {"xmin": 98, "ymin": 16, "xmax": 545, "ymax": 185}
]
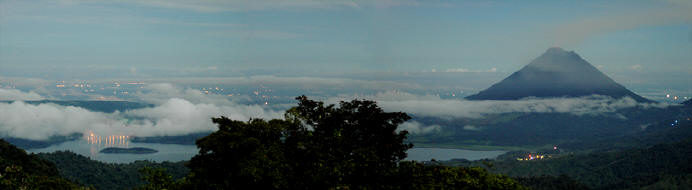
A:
[{"xmin": 29, "ymin": 140, "xmax": 506, "ymax": 163}]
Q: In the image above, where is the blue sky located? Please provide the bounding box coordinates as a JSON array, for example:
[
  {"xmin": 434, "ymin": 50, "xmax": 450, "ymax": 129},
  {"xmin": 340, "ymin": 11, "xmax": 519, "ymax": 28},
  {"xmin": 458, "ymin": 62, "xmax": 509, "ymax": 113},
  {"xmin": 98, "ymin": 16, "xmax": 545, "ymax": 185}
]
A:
[{"xmin": 0, "ymin": 0, "xmax": 691, "ymax": 82}]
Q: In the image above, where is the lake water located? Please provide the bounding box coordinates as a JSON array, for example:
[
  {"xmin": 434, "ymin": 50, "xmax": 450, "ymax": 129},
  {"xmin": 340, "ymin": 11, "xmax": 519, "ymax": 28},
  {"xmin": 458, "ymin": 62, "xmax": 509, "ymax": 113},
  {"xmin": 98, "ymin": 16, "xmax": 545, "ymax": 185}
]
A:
[
  {"xmin": 28, "ymin": 140, "xmax": 506, "ymax": 163},
  {"xmin": 28, "ymin": 140, "xmax": 198, "ymax": 163},
  {"xmin": 405, "ymin": 148, "xmax": 507, "ymax": 161}
]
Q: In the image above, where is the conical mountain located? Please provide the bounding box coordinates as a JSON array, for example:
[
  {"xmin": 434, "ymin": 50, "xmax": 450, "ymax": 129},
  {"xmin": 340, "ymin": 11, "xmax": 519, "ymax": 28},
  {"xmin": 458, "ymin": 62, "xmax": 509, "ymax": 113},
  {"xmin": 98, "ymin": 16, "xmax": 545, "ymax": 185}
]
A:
[{"xmin": 466, "ymin": 47, "xmax": 650, "ymax": 102}]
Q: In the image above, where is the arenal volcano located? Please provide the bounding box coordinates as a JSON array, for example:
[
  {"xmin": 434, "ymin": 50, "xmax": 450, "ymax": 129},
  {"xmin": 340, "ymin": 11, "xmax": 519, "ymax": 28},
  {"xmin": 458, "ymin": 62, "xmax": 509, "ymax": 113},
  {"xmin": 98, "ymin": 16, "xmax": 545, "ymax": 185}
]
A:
[{"xmin": 466, "ymin": 47, "xmax": 651, "ymax": 102}]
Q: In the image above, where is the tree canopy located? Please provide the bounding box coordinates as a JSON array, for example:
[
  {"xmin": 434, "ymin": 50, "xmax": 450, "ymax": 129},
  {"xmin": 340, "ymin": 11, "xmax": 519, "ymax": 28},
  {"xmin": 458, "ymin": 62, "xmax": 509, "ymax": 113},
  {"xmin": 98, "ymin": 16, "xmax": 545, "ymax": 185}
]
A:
[
  {"xmin": 0, "ymin": 139, "xmax": 81, "ymax": 189},
  {"xmin": 184, "ymin": 96, "xmax": 413, "ymax": 189},
  {"xmin": 176, "ymin": 96, "xmax": 525, "ymax": 189}
]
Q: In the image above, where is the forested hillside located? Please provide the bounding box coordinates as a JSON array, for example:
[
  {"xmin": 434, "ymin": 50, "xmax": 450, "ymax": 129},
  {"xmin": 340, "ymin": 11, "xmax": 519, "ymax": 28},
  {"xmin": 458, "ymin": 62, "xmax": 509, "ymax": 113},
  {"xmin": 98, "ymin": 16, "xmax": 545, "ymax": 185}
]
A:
[
  {"xmin": 0, "ymin": 139, "xmax": 80, "ymax": 189},
  {"xmin": 442, "ymin": 137, "xmax": 692, "ymax": 189},
  {"xmin": 38, "ymin": 151, "xmax": 187, "ymax": 190}
]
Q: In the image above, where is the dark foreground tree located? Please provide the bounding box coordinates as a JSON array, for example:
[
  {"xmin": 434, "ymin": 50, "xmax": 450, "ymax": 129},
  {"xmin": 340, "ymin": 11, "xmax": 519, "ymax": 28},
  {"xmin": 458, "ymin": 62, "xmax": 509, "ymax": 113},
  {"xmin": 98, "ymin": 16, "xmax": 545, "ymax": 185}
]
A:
[
  {"xmin": 186, "ymin": 118, "xmax": 292, "ymax": 189},
  {"xmin": 285, "ymin": 96, "xmax": 413, "ymax": 189},
  {"xmin": 0, "ymin": 139, "xmax": 82, "ymax": 189},
  {"xmin": 150, "ymin": 96, "xmax": 525, "ymax": 189}
]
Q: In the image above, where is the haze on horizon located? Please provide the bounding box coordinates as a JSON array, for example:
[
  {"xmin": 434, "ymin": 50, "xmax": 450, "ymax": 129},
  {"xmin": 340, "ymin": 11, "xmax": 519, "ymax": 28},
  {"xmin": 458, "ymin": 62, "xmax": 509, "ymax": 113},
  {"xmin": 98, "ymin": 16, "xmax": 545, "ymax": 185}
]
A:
[{"xmin": 0, "ymin": 0, "xmax": 691, "ymax": 100}]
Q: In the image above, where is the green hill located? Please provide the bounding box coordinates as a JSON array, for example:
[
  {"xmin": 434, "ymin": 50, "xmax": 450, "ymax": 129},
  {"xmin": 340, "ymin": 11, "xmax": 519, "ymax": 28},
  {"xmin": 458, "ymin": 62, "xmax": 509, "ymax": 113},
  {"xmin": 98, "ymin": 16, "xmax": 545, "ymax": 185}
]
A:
[
  {"xmin": 442, "ymin": 136, "xmax": 692, "ymax": 189},
  {"xmin": 0, "ymin": 139, "xmax": 80, "ymax": 189},
  {"xmin": 38, "ymin": 151, "xmax": 188, "ymax": 190}
]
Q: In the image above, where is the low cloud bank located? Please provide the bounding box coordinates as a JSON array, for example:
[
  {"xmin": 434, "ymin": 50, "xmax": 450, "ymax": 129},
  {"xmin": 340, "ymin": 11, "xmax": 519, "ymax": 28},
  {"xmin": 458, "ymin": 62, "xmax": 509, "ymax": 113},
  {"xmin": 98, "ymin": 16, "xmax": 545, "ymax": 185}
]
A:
[
  {"xmin": 463, "ymin": 125, "xmax": 482, "ymax": 131},
  {"xmin": 0, "ymin": 101, "xmax": 113, "ymax": 140},
  {"xmin": 135, "ymin": 83, "xmax": 247, "ymax": 105},
  {"xmin": 327, "ymin": 91, "xmax": 672, "ymax": 119},
  {"xmin": 0, "ymin": 84, "xmax": 284, "ymax": 140},
  {"xmin": 0, "ymin": 86, "xmax": 675, "ymax": 140},
  {"xmin": 123, "ymin": 98, "xmax": 283, "ymax": 136},
  {"xmin": 0, "ymin": 89, "xmax": 44, "ymax": 101},
  {"xmin": 397, "ymin": 121, "xmax": 441, "ymax": 135}
]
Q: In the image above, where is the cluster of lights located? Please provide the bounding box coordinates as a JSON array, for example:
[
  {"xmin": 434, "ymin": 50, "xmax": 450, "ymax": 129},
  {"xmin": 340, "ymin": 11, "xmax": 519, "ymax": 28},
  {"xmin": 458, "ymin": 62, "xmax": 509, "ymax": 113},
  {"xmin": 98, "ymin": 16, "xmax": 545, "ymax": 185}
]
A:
[
  {"xmin": 517, "ymin": 153, "xmax": 546, "ymax": 161},
  {"xmin": 84, "ymin": 131, "xmax": 131, "ymax": 146},
  {"xmin": 665, "ymin": 94, "xmax": 690, "ymax": 100}
]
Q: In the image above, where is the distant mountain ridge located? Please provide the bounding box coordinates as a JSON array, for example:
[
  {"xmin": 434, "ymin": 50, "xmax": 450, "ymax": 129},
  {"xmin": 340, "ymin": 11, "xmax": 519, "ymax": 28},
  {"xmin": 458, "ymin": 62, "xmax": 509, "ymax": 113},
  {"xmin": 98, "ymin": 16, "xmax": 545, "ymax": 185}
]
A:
[
  {"xmin": 466, "ymin": 47, "xmax": 650, "ymax": 102},
  {"xmin": 0, "ymin": 100, "xmax": 151, "ymax": 113}
]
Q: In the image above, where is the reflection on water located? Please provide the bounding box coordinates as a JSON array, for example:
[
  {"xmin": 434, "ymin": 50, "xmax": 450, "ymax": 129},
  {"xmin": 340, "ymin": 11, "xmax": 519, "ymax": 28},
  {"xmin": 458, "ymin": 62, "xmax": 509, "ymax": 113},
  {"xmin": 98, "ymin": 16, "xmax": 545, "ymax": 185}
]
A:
[
  {"xmin": 28, "ymin": 140, "xmax": 198, "ymax": 164},
  {"xmin": 84, "ymin": 131, "xmax": 131, "ymax": 147},
  {"xmin": 83, "ymin": 131, "xmax": 133, "ymax": 156},
  {"xmin": 28, "ymin": 138, "xmax": 503, "ymax": 164},
  {"xmin": 406, "ymin": 148, "xmax": 507, "ymax": 161}
]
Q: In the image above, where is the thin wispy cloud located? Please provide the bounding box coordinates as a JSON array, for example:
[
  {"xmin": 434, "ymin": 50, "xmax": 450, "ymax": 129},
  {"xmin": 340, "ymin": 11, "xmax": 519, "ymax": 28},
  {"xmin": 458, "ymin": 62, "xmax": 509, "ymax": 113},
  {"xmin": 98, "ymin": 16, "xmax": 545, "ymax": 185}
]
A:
[
  {"xmin": 135, "ymin": 76, "xmax": 424, "ymax": 91},
  {"xmin": 2, "ymin": 0, "xmax": 690, "ymax": 80},
  {"xmin": 397, "ymin": 121, "xmax": 441, "ymax": 135},
  {"xmin": 629, "ymin": 64, "xmax": 643, "ymax": 71},
  {"xmin": 1, "ymin": 13, "xmax": 238, "ymax": 28},
  {"xmin": 205, "ymin": 30, "xmax": 302, "ymax": 40},
  {"xmin": 114, "ymin": 0, "xmax": 423, "ymax": 12},
  {"xmin": 444, "ymin": 68, "xmax": 497, "ymax": 73},
  {"xmin": 550, "ymin": 0, "xmax": 692, "ymax": 46}
]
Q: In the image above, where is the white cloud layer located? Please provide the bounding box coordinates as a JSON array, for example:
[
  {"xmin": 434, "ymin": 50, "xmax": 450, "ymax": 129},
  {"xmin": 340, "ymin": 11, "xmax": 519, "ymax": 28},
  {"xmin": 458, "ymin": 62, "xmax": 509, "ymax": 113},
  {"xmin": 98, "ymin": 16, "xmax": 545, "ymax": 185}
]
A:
[
  {"xmin": 326, "ymin": 91, "xmax": 672, "ymax": 119},
  {"xmin": 0, "ymin": 89, "xmax": 44, "ymax": 101},
  {"xmin": 0, "ymin": 85, "xmax": 675, "ymax": 140},
  {"xmin": 397, "ymin": 121, "xmax": 441, "ymax": 134},
  {"xmin": 0, "ymin": 84, "xmax": 283, "ymax": 140},
  {"xmin": 462, "ymin": 125, "xmax": 482, "ymax": 131},
  {"xmin": 135, "ymin": 83, "xmax": 243, "ymax": 105}
]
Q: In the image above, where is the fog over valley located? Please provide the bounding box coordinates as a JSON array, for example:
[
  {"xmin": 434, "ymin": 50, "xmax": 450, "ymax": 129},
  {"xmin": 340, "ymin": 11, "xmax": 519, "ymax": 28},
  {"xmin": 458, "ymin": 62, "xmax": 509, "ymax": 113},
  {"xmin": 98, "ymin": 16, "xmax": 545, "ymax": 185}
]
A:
[{"xmin": 0, "ymin": 83, "xmax": 677, "ymax": 140}]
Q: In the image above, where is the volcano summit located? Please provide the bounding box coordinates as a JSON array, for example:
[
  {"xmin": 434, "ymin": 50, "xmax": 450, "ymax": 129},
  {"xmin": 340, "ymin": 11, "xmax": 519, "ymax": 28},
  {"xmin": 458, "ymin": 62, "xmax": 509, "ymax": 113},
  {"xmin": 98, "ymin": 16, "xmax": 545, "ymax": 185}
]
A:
[{"xmin": 466, "ymin": 47, "xmax": 650, "ymax": 102}]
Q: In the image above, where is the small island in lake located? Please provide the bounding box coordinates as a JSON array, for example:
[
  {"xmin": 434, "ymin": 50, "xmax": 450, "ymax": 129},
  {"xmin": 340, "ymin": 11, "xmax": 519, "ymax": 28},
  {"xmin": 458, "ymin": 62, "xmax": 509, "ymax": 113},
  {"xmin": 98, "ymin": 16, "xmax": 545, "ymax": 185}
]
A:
[{"xmin": 100, "ymin": 147, "xmax": 158, "ymax": 154}]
